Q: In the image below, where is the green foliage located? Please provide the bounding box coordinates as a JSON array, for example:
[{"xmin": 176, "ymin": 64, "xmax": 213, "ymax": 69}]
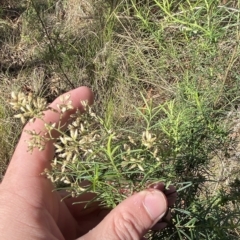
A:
[{"xmin": 10, "ymin": 73, "xmax": 239, "ymax": 238}]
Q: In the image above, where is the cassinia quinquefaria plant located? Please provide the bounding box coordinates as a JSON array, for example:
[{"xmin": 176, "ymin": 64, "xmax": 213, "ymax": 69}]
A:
[{"xmin": 10, "ymin": 91, "xmax": 178, "ymax": 208}]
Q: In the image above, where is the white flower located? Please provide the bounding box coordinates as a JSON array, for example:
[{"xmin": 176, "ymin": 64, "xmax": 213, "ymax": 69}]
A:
[{"xmin": 142, "ymin": 130, "xmax": 156, "ymax": 148}]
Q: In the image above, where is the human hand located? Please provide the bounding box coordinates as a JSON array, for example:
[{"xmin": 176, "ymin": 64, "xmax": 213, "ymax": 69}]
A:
[{"xmin": 0, "ymin": 87, "xmax": 176, "ymax": 240}]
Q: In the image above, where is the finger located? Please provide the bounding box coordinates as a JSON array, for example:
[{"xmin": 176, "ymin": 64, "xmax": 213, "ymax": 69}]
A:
[
  {"xmin": 164, "ymin": 186, "xmax": 177, "ymax": 207},
  {"xmin": 59, "ymin": 190, "xmax": 111, "ymax": 236},
  {"xmin": 151, "ymin": 222, "xmax": 168, "ymax": 231},
  {"xmin": 0, "ymin": 87, "xmax": 94, "ymax": 229},
  {"xmin": 148, "ymin": 183, "xmax": 177, "ymax": 207},
  {"xmin": 76, "ymin": 208, "xmax": 111, "ymax": 236},
  {"xmin": 79, "ymin": 189, "xmax": 168, "ymax": 240},
  {"xmin": 60, "ymin": 191, "xmax": 105, "ymax": 218},
  {"xmin": 148, "ymin": 182, "xmax": 165, "ymax": 191},
  {"xmin": 4, "ymin": 87, "xmax": 94, "ymax": 182},
  {"xmin": 60, "ymin": 190, "xmax": 111, "ymax": 237},
  {"xmin": 162, "ymin": 209, "xmax": 171, "ymax": 223},
  {"xmin": 60, "ymin": 180, "xmax": 106, "ymax": 218}
]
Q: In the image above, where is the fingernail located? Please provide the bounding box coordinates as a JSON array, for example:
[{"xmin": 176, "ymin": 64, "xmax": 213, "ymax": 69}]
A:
[{"xmin": 143, "ymin": 190, "xmax": 167, "ymax": 225}]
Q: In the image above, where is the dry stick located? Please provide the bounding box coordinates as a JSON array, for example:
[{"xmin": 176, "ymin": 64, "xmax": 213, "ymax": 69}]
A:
[
  {"xmin": 214, "ymin": 25, "xmax": 240, "ymax": 106},
  {"xmin": 30, "ymin": 0, "xmax": 75, "ymax": 89}
]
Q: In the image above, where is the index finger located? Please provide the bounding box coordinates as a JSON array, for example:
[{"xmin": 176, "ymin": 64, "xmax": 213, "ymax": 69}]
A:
[{"xmin": 3, "ymin": 86, "xmax": 94, "ymax": 182}]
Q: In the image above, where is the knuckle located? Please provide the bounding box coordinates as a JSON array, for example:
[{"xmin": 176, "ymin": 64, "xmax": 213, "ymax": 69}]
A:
[{"xmin": 112, "ymin": 211, "xmax": 144, "ymax": 240}]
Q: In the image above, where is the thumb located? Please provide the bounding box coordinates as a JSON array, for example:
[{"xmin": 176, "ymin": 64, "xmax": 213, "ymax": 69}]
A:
[{"xmin": 79, "ymin": 189, "xmax": 168, "ymax": 240}]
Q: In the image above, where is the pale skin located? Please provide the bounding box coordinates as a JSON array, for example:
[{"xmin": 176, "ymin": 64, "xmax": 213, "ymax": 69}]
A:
[{"xmin": 0, "ymin": 87, "xmax": 177, "ymax": 240}]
